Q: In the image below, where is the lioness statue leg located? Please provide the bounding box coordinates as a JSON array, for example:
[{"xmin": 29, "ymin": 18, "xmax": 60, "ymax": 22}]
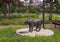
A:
[{"xmin": 28, "ymin": 22, "xmax": 33, "ymax": 32}]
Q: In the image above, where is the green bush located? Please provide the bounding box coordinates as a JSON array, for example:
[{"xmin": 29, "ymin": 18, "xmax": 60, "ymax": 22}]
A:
[
  {"xmin": 30, "ymin": 14, "xmax": 37, "ymax": 18},
  {"xmin": 16, "ymin": 6, "xmax": 40, "ymax": 13},
  {"xmin": 0, "ymin": 13, "xmax": 60, "ymax": 25},
  {"xmin": 0, "ymin": 3, "xmax": 60, "ymax": 13},
  {"xmin": 0, "ymin": 13, "xmax": 38, "ymax": 25},
  {"xmin": 17, "ymin": 6, "xmax": 28, "ymax": 13},
  {"xmin": 22, "ymin": 14, "xmax": 37, "ymax": 18},
  {"xmin": 29, "ymin": 6, "xmax": 41, "ymax": 13},
  {"xmin": 12, "ymin": 14, "xmax": 24, "ymax": 18},
  {"xmin": 11, "ymin": 13, "xmax": 37, "ymax": 18}
]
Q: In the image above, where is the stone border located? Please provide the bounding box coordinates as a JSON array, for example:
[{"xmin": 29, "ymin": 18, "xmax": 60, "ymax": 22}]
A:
[{"xmin": 16, "ymin": 28, "xmax": 54, "ymax": 37}]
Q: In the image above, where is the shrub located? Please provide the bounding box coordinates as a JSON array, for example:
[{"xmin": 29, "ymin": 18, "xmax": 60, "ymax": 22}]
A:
[
  {"xmin": 22, "ymin": 14, "xmax": 37, "ymax": 18},
  {"xmin": 30, "ymin": 14, "xmax": 37, "ymax": 18},
  {"xmin": 11, "ymin": 13, "xmax": 37, "ymax": 18},
  {"xmin": 12, "ymin": 14, "xmax": 23, "ymax": 18}
]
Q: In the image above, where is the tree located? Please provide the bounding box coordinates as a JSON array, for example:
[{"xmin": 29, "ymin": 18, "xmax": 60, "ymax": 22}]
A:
[{"xmin": 0, "ymin": 0, "xmax": 20, "ymax": 18}]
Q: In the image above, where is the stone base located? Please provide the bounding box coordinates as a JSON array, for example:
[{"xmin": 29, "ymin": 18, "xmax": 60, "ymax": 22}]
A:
[{"xmin": 16, "ymin": 28, "xmax": 54, "ymax": 37}]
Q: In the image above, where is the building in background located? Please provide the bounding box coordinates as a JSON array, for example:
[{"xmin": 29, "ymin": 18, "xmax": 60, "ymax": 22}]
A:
[
  {"xmin": 19, "ymin": 0, "xmax": 30, "ymax": 6},
  {"xmin": 19, "ymin": 0, "xmax": 43, "ymax": 7},
  {"xmin": 58, "ymin": 0, "xmax": 60, "ymax": 4}
]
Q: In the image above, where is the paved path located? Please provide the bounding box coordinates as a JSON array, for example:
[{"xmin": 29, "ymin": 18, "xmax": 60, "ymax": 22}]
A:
[
  {"xmin": 45, "ymin": 24, "xmax": 60, "ymax": 29},
  {"xmin": 0, "ymin": 24, "xmax": 60, "ymax": 29},
  {"xmin": 0, "ymin": 26, "xmax": 9, "ymax": 29}
]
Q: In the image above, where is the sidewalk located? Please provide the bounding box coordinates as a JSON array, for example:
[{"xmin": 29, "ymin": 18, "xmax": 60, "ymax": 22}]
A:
[{"xmin": 0, "ymin": 24, "xmax": 60, "ymax": 29}]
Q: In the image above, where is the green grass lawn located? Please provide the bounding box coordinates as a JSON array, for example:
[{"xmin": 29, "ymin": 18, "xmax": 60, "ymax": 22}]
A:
[{"xmin": 0, "ymin": 26, "xmax": 60, "ymax": 42}]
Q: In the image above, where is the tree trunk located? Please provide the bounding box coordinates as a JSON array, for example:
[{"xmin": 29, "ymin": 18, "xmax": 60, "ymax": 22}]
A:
[
  {"xmin": 49, "ymin": 1, "xmax": 53, "ymax": 20},
  {"xmin": 7, "ymin": 4, "xmax": 10, "ymax": 18},
  {"xmin": 3, "ymin": 3, "xmax": 8, "ymax": 18}
]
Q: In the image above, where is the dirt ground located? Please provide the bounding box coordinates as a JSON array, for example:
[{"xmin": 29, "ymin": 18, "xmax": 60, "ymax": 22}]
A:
[
  {"xmin": 0, "ymin": 24, "xmax": 60, "ymax": 29},
  {"xmin": 45, "ymin": 24, "xmax": 60, "ymax": 29}
]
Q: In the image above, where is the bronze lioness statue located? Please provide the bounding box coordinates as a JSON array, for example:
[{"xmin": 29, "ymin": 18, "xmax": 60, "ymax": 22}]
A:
[{"xmin": 25, "ymin": 20, "xmax": 43, "ymax": 32}]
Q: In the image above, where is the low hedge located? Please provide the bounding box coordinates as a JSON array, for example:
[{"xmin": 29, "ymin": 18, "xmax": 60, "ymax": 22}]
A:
[
  {"xmin": 0, "ymin": 14, "xmax": 38, "ymax": 25},
  {"xmin": 11, "ymin": 14, "xmax": 37, "ymax": 18},
  {"xmin": 0, "ymin": 13, "xmax": 60, "ymax": 25}
]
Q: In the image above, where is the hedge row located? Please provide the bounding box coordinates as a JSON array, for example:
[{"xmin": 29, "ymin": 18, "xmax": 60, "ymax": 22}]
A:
[
  {"xmin": 0, "ymin": 14, "xmax": 38, "ymax": 25},
  {"xmin": 0, "ymin": 13, "xmax": 60, "ymax": 25}
]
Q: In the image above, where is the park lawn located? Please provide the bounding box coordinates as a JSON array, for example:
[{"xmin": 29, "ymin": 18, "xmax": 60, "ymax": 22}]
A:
[{"xmin": 0, "ymin": 26, "xmax": 60, "ymax": 42}]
